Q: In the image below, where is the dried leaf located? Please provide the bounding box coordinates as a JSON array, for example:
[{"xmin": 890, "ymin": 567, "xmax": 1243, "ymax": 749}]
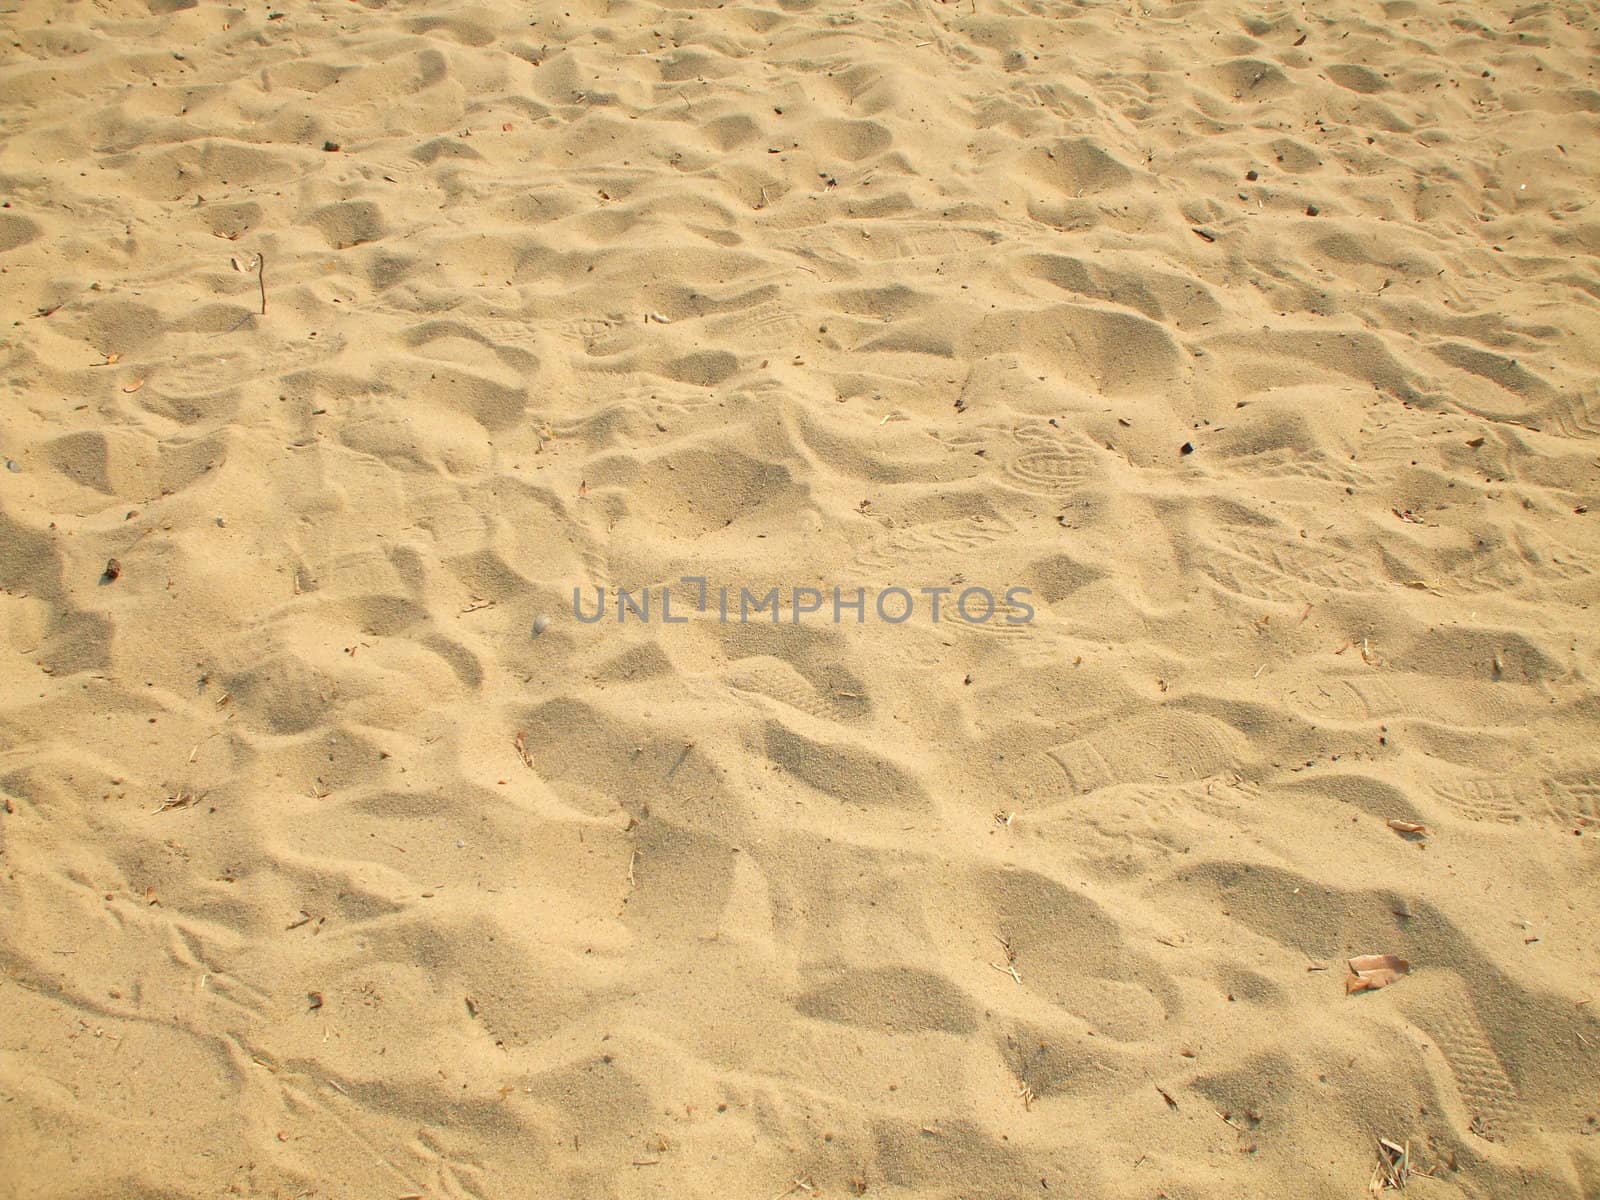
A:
[
  {"xmin": 122, "ymin": 378, "xmax": 145, "ymax": 393},
  {"xmin": 105, "ymin": 352, "xmax": 121, "ymax": 365},
  {"xmin": 1349, "ymin": 953, "xmax": 1409, "ymax": 974},
  {"xmin": 1387, "ymin": 819, "xmax": 1428, "ymax": 836},
  {"xmin": 1370, "ymin": 1136, "xmax": 1416, "ymax": 1192},
  {"xmin": 157, "ymin": 790, "xmax": 196, "ymax": 812},
  {"xmin": 1346, "ymin": 954, "xmax": 1410, "ymax": 993},
  {"xmin": 578, "ymin": 479, "xmax": 589, "ymax": 497}
]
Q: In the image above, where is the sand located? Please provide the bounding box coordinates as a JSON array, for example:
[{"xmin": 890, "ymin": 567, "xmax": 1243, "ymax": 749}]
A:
[{"xmin": 2, "ymin": 0, "xmax": 1599, "ymax": 1196}]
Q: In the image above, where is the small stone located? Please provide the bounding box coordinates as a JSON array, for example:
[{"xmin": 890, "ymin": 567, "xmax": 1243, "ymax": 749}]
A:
[{"xmin": 532, "ymin": 613, "xmax": 551, "ymax": 637}]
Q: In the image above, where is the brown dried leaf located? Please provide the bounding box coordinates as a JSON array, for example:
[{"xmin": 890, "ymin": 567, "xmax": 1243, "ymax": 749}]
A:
[
  {"xmin": 1346, "ymin": 954, "xmax": 1410, "ymax": 993},
  {"xmin": 1349, "ymin": 953, "xmax": 1409, "ymax": 974},
  {"xmin": 123, "ymin": 378, "xmax": 145, "ymax": 393},
  {"xmin": 1387, "ymin": 819, "xmax": 1428, "ymax": 836}
]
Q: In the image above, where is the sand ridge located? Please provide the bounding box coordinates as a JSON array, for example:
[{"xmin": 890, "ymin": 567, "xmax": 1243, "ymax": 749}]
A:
[{"xmin": 1, "ymin": 0, "xmax": 1598, "ymax": 1196}]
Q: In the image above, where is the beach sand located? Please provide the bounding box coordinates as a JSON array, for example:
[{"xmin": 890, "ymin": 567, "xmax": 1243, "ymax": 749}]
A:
[{"xmin": 2, "ymin": 0, "xmax": 1598, "ymax": 1196}]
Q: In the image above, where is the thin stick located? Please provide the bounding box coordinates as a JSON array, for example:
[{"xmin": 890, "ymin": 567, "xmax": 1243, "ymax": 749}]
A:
[{"xmin": 257, "ymin": 252, "xmax": 267, "ymax": 315}]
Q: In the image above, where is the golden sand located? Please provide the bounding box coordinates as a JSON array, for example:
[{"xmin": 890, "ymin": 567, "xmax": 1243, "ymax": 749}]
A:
[{"xmin": 2, "ymin": 1, "xmax": 1598, "ymax": 1195}]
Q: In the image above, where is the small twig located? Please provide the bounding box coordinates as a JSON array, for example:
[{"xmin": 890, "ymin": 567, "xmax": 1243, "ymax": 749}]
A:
[
  {"xmin": 257, "ymin": 252, "xmax": 267, "ymax": 315},
  {"xmin": 665, "ymin": 740, "xmax": 694, "ymax": 780}
]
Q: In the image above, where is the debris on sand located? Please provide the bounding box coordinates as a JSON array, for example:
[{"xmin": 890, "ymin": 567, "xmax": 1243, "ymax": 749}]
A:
[{"xmin": 1346, "ymin": 954, "xmax": 1410, "ymax": 995}]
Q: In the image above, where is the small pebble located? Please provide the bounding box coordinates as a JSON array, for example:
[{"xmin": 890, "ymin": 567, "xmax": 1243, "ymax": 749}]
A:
[
  {"xmin": 532, "ymin": 613, "xmax": 551, "ymax": 637},
  {"xmin": 4, "ymin": 458, "xmax": 18, "ymax": 472}
]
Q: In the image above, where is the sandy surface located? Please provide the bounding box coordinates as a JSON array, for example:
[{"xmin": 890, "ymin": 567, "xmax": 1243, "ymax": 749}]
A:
[{"xmin": 2, "ymin": 0, "xmax": 1599, "ymax": 1196}]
